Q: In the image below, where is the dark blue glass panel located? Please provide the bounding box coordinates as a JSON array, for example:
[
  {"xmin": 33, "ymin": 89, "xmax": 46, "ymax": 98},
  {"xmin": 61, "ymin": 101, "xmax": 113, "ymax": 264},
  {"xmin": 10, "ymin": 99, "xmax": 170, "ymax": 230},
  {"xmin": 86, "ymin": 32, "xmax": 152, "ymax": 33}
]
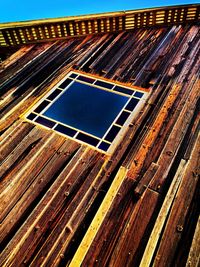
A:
[
  {"xmin": 95, "ymin": 80, "xmax": 113, "ymax": 89},
  {"xmin": 43, "ymin": 81, "xmax": 128, "ymax": 138},
  {"xmin": 76, "ymin": 133, "xmax": 99, "ymax": 146},
  {"xmin": 59, "ymin": 78, "xmax": 72, "ymax": 89},
  {"xmin": 55, "ymin": 124, "xmax": 76, "ymax": 137},
  {"xmin": 116, "ymin": 111, "xmax": 130, "ymax": 126},
  {"xmin": 34, "ymin": 100, "xmax": 50, "ymax": 113},
  {"xmin": 113, "ymin": 86, "xmax": 134, "ymax": 95},
  {"xmin": 69, "ymin": 73, "xmax": 78, "ymax": 79},
  {"xmin": 27, "ymin": 113, "xmax": 37, "ymax": 120},
  {"xmin": 98, "ymin": 142, "xmax": 110, "ymax": 151},
  {"xmin": 47, "ymin": 89, "xmax": 62, "ymax": 101},
  {"xmin": 77, "ymin": 76, "xmax": 95, "ymax": 83},
  {"xmin": 125, "ymin": 98, "xmax": 139, "ymax": 111},
  {"xmin": 105, "ymin": 125, "xmax": 121, "ymax": 142},
  {"xmin": 35, "ymin": 117, "xmax": 55, "ymax": 128},
  {"xmin": 134, "ymin": 91, "xmax": 144, "ymax": 98}
]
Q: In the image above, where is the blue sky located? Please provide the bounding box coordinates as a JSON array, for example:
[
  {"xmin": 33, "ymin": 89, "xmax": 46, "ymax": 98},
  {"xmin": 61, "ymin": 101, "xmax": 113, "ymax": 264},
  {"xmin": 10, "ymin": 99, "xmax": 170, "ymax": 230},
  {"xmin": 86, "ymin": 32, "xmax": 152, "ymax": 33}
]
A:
[{"xmin": 0, "ymin": 0, "xmax": 199, "ymax": 23}]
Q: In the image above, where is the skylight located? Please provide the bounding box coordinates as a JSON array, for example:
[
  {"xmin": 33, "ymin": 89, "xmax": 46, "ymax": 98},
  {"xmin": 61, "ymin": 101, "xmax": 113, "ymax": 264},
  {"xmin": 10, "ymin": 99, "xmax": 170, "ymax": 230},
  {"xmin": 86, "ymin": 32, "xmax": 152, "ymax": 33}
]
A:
[{"xmin": 25, "ymin": 71, "xmax": 148, "ymax": 153}]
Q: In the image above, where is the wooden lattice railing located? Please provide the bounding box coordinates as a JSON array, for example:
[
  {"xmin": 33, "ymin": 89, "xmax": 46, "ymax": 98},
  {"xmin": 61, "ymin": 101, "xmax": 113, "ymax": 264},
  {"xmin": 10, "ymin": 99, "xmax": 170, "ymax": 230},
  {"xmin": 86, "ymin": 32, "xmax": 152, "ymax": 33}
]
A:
[{"xmin": 0, "ymin": 4, "xmax": 199, "ymax": 47}]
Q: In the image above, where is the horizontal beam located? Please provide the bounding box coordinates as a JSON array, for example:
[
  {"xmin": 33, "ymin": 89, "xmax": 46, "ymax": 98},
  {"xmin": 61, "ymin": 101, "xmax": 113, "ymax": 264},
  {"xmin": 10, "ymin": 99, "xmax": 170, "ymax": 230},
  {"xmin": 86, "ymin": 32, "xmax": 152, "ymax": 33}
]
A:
[{"xmin": 0, "ymin": 4, "xmax": 199, "ymax": 47}]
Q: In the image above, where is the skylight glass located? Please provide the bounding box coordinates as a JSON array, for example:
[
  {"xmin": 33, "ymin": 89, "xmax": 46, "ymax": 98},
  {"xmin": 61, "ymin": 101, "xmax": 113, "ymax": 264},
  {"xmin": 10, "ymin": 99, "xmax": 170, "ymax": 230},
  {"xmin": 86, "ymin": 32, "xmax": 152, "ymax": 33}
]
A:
[
  {"xmin": 25, "ymin": 71, "xmax": 148, "ymax": 153},
  {"xmin": 43, "ymin": 82, "xmax": 128, "ymax": 138}
]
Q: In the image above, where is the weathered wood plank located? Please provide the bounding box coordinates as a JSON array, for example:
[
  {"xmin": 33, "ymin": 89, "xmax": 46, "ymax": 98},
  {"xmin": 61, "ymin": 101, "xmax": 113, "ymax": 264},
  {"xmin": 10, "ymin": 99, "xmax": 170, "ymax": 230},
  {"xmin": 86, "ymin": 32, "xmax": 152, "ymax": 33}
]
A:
[
  {"xmin": 0, "ymin": 42, "xmax": 55, "ymax": 86},
  {"xmin": 0, "ymin": 126, "xmax": 46, "ymax": 178},
  {"xmin": 186, "ymin": 216, "xmax": 200, "ymax": 267},
  {"xmin": 30, "ymin": 152, "xmax": 105, "ymax": 266},
  {"xmin": 0, "ymin": 119, "xmax": 22, "ymax": 140},
  {"xmin": 0, "ymin": 147, "xmax": 101, "ymax": 267},
  {"xmin": 75, "ymin": 177, "xmax": 134, "ymax": 267},
  {"xmin": 0, "ymin": 128, "xmax": 53, "ymax": 220},
  {"xmin": 74, "ymin": 34, "xmax": 109, "ymax": 68},
  {"xmin": 183, "ymin": 103, "xmax": 200, "ymax": 160},
  {"xmin": 0, "ymin": 138, "xmax": 80, "ymax": 247},
  {"xmin": 126, "ymin": 43, "xmax": 199, "ymax": 184},
  {"xmin": 101, "ymin": 32, "xmax": 134, "ymax": 74},
  {"xmin": 89, "ymin": 32, "xmax": 125, "ymax": 71},
  {"xmin": 139, "ymin": 159, "xmax": 186, "ymax": 266},
  {"xmin": 127, "ymin": 82, "xmax": 183, "ymax": 179},
  {"xmin": 0, "ymin": 121, "xmax": 34, "ymax": 162},
  {"xmin": 134, "ymin": 162, "xmax": 159, "ymax": 198},
  {"xmin": 28, "ymin": 151, "xmax": 102, "ymax": 266},
  {"xmin": 149, "ymin": 75, "xmax": 200, "ymax": 191},
  {"xmin": 0, "ymin": 45, "xmax": 34, "ymax": 73},
  {"xmin": 152, "ymin": 134, "xmax": 200, "ymax": 266},
  {"xmin": 108, "ymin": 188, "xmax": 160, "ymax": 267},
  {"xmin": 69, "ymin": 166, "xmax": 128, "ymax": 267},
  {"xmin": 0, "ymin": 41, "xmax": 72, "ymax": 111}
]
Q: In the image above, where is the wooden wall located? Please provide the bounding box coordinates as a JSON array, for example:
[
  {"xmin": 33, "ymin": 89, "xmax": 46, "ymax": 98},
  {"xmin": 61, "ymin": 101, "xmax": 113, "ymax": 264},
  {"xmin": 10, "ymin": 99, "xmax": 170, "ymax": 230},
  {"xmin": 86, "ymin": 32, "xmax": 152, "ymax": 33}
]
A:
[{"xmin": 0, "ymin": 24, "xmax": 199, "ymax": 266}]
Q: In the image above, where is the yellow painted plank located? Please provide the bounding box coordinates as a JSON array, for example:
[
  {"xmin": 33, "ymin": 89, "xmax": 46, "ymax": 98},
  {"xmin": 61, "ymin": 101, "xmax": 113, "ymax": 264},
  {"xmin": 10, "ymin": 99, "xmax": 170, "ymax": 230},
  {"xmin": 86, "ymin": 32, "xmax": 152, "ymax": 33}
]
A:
[
  {"xmin": 186, "ymin": 216, "xmax": 200, "ymax": 267},
  {"xmin": 69, "ymin": 166, "xmax": 128, "ymax": 267}
]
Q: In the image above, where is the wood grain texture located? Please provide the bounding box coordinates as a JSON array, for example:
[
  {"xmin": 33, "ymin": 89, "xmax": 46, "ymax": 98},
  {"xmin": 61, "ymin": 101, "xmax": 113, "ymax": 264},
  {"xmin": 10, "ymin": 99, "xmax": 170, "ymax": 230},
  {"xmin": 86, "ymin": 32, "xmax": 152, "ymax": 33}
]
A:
[{"xmin": 0, "ymin": 23, "xmax": 199, "ymax": 267}]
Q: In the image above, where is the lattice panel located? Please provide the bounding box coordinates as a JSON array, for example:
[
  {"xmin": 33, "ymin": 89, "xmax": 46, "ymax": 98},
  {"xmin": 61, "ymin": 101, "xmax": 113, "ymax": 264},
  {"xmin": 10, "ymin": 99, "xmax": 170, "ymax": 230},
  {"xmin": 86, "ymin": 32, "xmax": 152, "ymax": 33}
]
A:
[{"xmin": 0, "ymin": 4, "xmax": 199, "ymax": 47}]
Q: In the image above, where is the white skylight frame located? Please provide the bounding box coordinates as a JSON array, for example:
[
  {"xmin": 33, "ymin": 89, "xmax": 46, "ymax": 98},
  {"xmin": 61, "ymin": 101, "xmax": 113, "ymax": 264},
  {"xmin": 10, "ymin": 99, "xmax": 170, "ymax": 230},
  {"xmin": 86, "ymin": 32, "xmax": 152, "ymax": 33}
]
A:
[{"xmin": 24, "ymin": 71, "xmax": 148, "ymax": 154}]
